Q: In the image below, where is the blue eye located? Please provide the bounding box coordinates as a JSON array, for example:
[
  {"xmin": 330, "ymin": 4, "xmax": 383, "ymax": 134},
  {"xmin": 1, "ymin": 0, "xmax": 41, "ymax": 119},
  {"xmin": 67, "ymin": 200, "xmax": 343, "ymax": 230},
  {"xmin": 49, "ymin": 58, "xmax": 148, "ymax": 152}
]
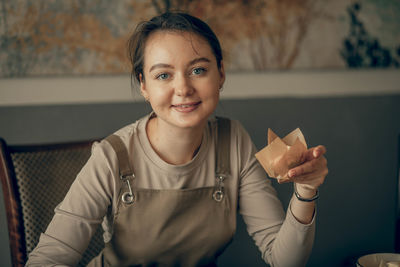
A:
[
  {"xmin": 192, "ymin": 68, "xmax": 206, "ymax": 75},
  {"xmin": 157, "ymin": 73, "xmax": 170, "ymax": 80}
]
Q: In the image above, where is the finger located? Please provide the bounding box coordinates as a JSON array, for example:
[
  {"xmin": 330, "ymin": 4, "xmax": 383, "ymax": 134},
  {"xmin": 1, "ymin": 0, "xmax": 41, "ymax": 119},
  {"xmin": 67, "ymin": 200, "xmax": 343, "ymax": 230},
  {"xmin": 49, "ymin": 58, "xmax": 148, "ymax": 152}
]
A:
[
  {"xmin": 313, "ymin": 145, "xmax": 327, "ymax": 158},
  {"xmin": 288, "ymin": 160, "xmax": 314, "ymax": 178},
  {"xmin": 289, "ymin": 156, "xmax": 326, "ymax": 178},
  {"xmin": 303, "ymin": 145, "xmax": 326, "ymax": 162}
]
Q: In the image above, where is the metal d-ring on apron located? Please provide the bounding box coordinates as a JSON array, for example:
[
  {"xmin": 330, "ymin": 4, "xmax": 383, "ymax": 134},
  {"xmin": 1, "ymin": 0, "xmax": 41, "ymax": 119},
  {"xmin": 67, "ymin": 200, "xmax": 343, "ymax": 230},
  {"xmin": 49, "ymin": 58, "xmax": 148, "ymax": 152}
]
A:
[
  {"xmin": 212, "ymin": 174, "xmax": 225, "ymax": 202},
  {"xmin": 89, "ymin": 117, "xmax": 234, "ymax": 267},
  {"xmin": 120, "ymin": 173, "xmax": 134, "ymax": 204}
]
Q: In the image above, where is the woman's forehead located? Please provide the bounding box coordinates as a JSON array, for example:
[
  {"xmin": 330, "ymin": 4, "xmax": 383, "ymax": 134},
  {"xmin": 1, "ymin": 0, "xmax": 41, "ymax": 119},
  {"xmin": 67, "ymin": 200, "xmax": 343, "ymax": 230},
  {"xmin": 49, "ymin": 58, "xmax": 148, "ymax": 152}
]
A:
[{"xmin": 143, "ymin": 31, "xmax": 215, "ymax": 67}]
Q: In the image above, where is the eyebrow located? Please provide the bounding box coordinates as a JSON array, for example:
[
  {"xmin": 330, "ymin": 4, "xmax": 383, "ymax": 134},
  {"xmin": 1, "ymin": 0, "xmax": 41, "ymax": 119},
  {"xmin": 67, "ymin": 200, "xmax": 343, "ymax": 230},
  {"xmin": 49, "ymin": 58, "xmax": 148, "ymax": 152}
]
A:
[
  {"xmin": 149, "ymin": 63, "xmax": 173, "ymax": 73},
  {"xmin": 188, "ymin": 57, "xmax": 211, "ymax": 66},
  {"xmin": 148, "ymin": 57, "xmax": 211, "ymax": 72}
]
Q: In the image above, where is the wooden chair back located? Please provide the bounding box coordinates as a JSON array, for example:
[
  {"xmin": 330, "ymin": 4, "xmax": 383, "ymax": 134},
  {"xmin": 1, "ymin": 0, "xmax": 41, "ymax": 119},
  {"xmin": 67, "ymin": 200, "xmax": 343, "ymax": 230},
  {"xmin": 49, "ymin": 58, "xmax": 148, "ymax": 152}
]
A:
[{"xmin": 0, "ymin": 138, "xmax": 104, "ymax": 266}]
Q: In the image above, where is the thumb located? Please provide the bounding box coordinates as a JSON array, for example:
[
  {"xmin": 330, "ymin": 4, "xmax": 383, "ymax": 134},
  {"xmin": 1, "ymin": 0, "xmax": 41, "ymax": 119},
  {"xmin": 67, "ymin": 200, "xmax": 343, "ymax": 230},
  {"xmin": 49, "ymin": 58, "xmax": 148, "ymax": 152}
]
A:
[{"xmin": 304, "ymin": 145, "xmax": 326, "ymax": 161}]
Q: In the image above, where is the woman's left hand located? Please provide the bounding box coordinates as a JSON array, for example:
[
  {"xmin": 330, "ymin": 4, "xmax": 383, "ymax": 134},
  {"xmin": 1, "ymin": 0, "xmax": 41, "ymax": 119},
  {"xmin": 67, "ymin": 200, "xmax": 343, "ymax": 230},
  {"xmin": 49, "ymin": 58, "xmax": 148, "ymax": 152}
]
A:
[{"xmin": 287, "ymin": 145, "xmax": 328, "ymax": 191}]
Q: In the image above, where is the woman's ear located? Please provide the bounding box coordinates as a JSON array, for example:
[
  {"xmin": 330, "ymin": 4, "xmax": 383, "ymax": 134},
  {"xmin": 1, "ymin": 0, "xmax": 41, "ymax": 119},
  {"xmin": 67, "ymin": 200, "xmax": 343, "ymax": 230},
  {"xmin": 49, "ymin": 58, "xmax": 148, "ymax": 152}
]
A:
[
  {"xmin": 139, "ymin": 73, "xmax": 149, "ymax": 101},
  {"xmin": 219, "ymin": 61, "xmax": 226, "ymax": 89}
]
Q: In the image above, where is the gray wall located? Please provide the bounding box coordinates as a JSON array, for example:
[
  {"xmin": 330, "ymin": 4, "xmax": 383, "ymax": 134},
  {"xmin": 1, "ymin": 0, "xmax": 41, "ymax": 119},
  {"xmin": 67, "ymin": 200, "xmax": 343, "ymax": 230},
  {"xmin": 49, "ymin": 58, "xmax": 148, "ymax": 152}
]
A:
[{"xmin": 1, "ymin": 95, "xmax": 399, "ymax": 266}]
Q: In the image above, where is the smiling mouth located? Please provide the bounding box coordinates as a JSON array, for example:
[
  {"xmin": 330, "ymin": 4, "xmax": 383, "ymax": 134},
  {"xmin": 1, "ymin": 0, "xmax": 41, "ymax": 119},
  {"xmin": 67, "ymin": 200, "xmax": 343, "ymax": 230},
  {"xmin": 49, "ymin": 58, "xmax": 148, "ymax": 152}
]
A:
[{"xmin": 172, "ymin": 102, "xmax": 201, "ymax": 111}]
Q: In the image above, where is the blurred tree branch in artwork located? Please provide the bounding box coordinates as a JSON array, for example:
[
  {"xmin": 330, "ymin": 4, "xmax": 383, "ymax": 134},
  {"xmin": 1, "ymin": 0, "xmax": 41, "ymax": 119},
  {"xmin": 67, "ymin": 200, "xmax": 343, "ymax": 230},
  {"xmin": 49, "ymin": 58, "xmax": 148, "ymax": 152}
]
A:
[
  {"xmin": 341, "ymin": 2, "xmax": 400, "ymax": 68},
  {"xmin": 237, "ymin": 0, "xmax": 325, "ymax": 70}
]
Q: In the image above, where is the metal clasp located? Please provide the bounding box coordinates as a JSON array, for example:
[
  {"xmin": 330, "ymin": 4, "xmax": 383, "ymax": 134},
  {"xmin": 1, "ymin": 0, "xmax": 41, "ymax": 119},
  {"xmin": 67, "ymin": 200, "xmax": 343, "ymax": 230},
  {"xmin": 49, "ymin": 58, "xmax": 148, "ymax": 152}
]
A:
[
  {"xmin": 120, "ymin": 174, "xmax": 135, "ymax": 204},
  {"xmin": 213, "ymin": 175, "xmax": 225, "ymax": 202}
]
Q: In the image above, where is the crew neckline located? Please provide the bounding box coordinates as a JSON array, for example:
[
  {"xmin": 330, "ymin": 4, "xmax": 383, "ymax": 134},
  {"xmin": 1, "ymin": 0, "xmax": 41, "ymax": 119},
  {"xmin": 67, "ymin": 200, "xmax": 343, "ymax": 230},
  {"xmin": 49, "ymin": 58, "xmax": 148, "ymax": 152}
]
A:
[{"xmin": 137, "ymin": 113, "xmax": 212, "ymax": 176}]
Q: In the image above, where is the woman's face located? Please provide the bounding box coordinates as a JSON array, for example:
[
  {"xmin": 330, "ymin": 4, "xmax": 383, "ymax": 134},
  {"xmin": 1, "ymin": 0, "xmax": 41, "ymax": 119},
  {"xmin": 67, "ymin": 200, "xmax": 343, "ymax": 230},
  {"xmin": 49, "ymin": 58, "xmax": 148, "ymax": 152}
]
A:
[{"xmin": 140, "ymin": 31, "xmax": 225, "ymax": 130}]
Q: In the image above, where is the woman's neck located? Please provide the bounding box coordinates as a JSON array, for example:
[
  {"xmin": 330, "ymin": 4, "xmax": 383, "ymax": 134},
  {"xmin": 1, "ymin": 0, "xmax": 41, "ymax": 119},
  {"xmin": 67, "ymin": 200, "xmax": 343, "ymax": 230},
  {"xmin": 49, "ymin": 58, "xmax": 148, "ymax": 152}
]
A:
[{"xmin": 146, "ymin": 116, "xmax": 205, "ymax": 165}]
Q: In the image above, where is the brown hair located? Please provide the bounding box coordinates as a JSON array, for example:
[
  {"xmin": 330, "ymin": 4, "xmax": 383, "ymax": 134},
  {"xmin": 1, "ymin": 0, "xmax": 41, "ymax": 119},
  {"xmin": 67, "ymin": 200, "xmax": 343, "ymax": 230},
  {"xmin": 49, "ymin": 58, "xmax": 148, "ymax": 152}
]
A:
[{"xmin": 127, "ymin": 12, "xmax": 223, "ymax": 86}]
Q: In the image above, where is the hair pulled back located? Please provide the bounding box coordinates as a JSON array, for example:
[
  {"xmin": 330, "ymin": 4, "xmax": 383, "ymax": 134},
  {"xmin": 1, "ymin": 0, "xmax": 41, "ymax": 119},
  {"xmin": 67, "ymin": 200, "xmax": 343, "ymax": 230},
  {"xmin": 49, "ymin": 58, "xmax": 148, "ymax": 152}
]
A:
[{"xmin": 128, "ymin": 12, "xmax": 223, "ymax": 86}]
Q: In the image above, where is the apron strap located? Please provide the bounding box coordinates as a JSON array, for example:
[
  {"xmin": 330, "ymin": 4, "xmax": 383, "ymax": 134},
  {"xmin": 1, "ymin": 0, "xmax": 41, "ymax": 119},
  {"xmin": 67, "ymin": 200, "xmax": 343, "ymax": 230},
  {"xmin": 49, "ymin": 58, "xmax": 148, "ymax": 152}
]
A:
[
  {"xmin": 105, "ymin": 134, "xmax": 135, "ymax": 205},
  {"xmin": 104, "ymin": 134, "xmax": 133, "ymax": 178},
  {"xmin": 215, "ymin": 117, "xmax": 231, "ymax": 176}
]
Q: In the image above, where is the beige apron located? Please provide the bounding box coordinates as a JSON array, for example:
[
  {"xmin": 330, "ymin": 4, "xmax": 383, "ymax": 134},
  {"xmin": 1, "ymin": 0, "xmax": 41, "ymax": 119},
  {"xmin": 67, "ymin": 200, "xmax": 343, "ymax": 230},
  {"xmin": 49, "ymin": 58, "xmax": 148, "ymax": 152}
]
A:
[{"xmin": 88, "ymin": 118, "xmax": 236, "ymax": 267}]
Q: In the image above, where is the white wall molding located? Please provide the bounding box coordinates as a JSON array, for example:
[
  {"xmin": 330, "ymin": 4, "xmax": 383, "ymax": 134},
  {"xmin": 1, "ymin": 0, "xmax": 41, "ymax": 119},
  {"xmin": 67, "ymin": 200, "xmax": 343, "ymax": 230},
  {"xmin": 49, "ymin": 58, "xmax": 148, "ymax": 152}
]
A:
[{"xmin": 0, "ymin": 69, "xmax": 399, "ymax": 106}]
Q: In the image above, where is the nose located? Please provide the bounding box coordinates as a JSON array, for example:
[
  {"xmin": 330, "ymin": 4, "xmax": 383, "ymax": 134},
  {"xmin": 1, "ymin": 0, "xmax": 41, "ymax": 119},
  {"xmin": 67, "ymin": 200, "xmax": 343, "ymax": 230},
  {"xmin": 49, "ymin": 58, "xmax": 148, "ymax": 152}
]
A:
[{"xmin": 174, "ymin": 74, "xmax": 194, "ymax": 96}]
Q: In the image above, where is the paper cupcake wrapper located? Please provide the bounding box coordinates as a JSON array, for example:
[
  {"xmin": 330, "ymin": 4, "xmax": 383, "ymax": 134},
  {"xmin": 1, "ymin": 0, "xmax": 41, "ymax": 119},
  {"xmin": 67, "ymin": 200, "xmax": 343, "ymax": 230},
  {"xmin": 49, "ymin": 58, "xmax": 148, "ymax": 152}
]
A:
[{"xmin": 255, "ymin": 128, "xmax": 307, "ymax": 181}]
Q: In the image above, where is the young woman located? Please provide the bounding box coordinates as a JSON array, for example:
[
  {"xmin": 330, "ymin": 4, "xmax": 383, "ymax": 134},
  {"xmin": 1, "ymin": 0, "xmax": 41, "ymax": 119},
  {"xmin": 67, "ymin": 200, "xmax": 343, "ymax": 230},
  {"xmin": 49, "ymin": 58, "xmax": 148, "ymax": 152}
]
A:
[{"xmin": 27, "ymin": 12, "xmax": 328, "ymax": 267}]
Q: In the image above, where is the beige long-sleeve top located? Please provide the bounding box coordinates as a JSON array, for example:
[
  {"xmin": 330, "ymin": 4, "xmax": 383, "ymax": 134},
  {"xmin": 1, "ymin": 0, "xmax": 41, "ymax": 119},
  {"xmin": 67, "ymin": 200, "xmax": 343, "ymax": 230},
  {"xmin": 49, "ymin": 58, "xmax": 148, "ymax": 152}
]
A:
[{"xmin": 26, "ymin": 114, "xmax": 315, "ymax": 267}]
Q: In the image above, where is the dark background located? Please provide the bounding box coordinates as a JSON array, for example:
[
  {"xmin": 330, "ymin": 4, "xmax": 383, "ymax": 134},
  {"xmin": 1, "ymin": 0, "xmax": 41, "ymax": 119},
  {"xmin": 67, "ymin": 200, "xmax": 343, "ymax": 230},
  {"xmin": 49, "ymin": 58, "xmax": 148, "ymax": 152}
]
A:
[{"xmin": 1, "ymin": 95, "xmax": 399, "ymax": 266}]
